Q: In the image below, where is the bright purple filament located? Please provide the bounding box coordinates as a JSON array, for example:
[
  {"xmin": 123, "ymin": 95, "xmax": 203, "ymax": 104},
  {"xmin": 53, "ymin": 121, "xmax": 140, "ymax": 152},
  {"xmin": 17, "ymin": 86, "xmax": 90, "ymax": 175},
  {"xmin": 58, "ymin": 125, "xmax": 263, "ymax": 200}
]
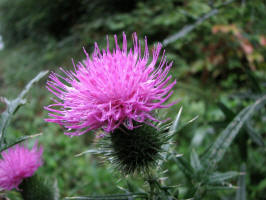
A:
[{"xmin": 45, "ymin": 33, "xmax": 176, "ymax": 136}]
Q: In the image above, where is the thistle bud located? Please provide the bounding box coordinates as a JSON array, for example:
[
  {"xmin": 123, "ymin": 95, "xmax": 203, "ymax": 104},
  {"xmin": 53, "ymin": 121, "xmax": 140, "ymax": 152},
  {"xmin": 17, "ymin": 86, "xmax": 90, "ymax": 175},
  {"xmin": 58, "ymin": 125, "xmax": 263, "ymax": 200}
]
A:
[{"xmin": 101, "ymin": 123, "xmax": 171, "ymax": 175}]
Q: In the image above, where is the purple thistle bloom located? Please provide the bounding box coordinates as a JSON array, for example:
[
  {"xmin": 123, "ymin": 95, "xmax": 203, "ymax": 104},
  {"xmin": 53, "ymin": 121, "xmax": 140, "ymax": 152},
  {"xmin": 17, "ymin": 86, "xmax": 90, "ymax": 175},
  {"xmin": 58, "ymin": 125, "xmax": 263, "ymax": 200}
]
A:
[
  {"xmin": 45, "ymin": 33, "xmax": 176, "ymax": 136},
  {"xmin": 0, "ymin": 143, "xmax": 43, "ymax": 190}
]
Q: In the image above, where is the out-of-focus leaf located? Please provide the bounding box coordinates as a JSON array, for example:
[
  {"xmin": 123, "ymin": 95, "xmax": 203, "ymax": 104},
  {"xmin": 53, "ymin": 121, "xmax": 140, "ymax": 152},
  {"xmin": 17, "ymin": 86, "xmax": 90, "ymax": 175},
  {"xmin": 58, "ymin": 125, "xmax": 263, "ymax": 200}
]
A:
[
  {"xmin": 206, "ymin": 184, "xmax": 238, "ymax": 191},
  {"xmin": 208, "ymin": 171, "xmax": 241, "ymax": 184},
  {"xmin": 163, "ymin": 0, "xmax": 237, "ymax": 46},
  {"xmin": 126, "ymin": 181, "xmax": 135, "ymax": 193},
  {"xmin": 210, "ymin": 121, "xmax": 228, "ymax": 129},
  {"xmin": 75, "ymin": 149, "xmax": 111, "ymax": 157},
  {"xmin": 216, "ymin": 102, "xmax": 265, "ymax": 147},
  {"xmin": 243, "ymin": 67, "xmax": 262, "ymax": 94},
  {"xmin": 191, "ymin": 126, "xmax": 212, "ymax": 147},
  {"xmin": 53, "ymin": 179, "xmax": 60, "ymax": 200},
  {"xmin": 0, "ymin": 133, "xmax": 42, "ymax": 152},
  {"xmin": 117, "ymin": 181, "xmax": 137, "ymax": 200},
  {"xmin": 235, "ymin": 164, "xmax": 246, "ymax": 200},
  {"xmin": 0, "ymin": 71, "xmax": 48, "ymax": 147},
  {"xmin": 177, "ymin": 82, "xmax": 212, "ymax": 101},
  {"xmin": 64, "ymin": 193, "xmax": 148, "ymax": 200},
  {"xmin": 173, "ymin": 155, "xmax": 194, "ymax": 180},
  {"xmin": 190, "ymin": 149, "xmax": 202, "ymax": 172},
  {"xmin": 201, "ymin": 95, "xmax": 266, "ymax": 170},
  {"xmin": 217, "ymin": 102, "xmax": 235, "ymax": 121},
  {"xmin": 245, "ymin": 122, "xmax": 265, "ymax": 147}
]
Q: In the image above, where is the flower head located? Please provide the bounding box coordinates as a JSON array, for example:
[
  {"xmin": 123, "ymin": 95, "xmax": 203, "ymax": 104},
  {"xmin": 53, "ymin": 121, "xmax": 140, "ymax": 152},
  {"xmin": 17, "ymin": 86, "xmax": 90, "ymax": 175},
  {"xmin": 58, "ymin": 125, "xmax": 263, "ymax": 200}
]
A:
[
  {"xmin": 45, "ymin": 33, "xmax": 176, "ymax": 136},
  {"xmin": 0, "ymin": 143, "xmax": 43, "ymax": 190}
]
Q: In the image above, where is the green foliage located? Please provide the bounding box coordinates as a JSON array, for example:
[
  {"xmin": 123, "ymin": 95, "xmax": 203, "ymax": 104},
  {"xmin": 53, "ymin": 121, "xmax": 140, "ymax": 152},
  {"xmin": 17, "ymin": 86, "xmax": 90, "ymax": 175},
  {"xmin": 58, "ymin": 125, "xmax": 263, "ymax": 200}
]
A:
[
  {"xmin": 0, "ymin": 0, "xmax": 88, "ymax": 46},
  {"xmin": 235, "ymin": 164, "xmax": 246, "ymax": 200},
  {"xmin": 170, "ymin": 93, "xmax": 266, "ymax": 199},
  {"xmin": 65, "ymin": 193, "xmax": 148, "ymax": 200},
  {"xmin": 202, "ymin": 95, "xmax": 266, "ymax": 170}
]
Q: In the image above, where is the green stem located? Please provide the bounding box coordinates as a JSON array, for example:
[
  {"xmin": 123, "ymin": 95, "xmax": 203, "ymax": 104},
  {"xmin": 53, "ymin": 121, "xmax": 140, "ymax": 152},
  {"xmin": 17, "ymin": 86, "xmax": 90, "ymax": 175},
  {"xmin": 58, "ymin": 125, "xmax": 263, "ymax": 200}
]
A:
[{"xmin": 146, "ymin": 172, "xmax": 156, "ymax": 200}]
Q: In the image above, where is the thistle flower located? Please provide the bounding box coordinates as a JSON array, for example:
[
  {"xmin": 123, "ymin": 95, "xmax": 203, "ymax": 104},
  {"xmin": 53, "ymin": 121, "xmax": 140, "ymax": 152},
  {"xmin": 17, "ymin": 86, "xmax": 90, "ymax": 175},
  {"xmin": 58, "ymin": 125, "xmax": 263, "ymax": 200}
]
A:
[
  {"xmin": 0, "ymin": 143, "xmax": 43, "ymax": 191},
  {"xmin": 45, "ymin": 33, "xmax": 176, "ymax": 136}
]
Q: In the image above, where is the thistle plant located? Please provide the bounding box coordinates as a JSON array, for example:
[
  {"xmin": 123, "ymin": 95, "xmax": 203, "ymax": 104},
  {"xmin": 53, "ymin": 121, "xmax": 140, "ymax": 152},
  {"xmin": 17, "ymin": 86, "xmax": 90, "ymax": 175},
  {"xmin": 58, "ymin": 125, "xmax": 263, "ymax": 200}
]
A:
[
  {"xmin": 0, "ymin": 29, "xmax": 265, "ymax": 200},
  {"xmin": 45, "ymin": 33, "xmax": 177, "ymax": 177},
  {"xmin": 43, "ymin": 33, "xmax": 181, "ymax": 199},
  {"xmin": 43, "ymin": 32, "xmax": 266, "ymax": 200}
]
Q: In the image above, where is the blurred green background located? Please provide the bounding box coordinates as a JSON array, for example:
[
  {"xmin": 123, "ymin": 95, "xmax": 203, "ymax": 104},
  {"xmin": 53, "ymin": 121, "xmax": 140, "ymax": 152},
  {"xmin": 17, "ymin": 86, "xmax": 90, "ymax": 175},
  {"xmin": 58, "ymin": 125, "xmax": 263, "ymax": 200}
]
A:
[{"xmin": 0, "ymin": 0, "xmax": 265, "ymax": 199}]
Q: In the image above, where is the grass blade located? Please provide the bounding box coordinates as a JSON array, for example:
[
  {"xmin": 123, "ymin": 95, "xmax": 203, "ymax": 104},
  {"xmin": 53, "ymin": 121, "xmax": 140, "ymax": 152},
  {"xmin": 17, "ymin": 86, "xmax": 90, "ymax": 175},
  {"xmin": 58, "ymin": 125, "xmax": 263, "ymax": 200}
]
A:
[
  {"xmin": 64, "ymin": 193, "xmax": 148, "ymax": 200},
  {"xmin": 173, "ymin": 155, "xmax": 194, "ymax": 180},
  {"xmin": 235, "ymin": 164, "xmax": 246, "ymax": 200},
  {"xmin": 208, "ymin": 171, "xmax": 241, "ymax": 184},
  {"xmin": 217, "ymin": 102, "xmax": 235, "ymax": 121}
]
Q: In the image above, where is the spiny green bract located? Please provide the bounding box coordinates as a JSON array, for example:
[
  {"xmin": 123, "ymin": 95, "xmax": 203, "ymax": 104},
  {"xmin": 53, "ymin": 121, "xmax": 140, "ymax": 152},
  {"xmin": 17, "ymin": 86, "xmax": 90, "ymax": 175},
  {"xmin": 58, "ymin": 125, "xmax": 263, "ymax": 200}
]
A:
[
  {"xmin": 20, "ymin": 175, "xmax": 54, "ymax": 200},
  {"xmin": 102, "ymin": 123, "xmax": 171, "ymax": 175}
]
